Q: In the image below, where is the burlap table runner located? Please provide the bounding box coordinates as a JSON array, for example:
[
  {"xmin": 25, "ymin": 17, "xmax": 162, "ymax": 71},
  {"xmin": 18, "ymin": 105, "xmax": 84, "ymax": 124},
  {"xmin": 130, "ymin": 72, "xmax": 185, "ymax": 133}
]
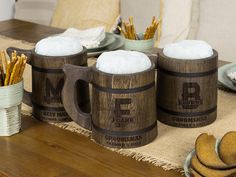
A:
[{"xmin": 1, "ymin": 35, "xmax": 236, "ymax": 171}]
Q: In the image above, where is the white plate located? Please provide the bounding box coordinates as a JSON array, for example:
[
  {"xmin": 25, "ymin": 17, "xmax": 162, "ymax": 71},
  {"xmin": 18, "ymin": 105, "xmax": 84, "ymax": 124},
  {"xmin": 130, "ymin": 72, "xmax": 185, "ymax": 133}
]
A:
[
  {"xmin": 87, "ymin": 33, "xmax": 116, "ymax": 52},
  {"xmin": 218, "ymin": 63, "xmax": 236, "ymax": 92},
  {"xmin": 88, "ymin": 34, "xmax": 124, "ymax": 57}
]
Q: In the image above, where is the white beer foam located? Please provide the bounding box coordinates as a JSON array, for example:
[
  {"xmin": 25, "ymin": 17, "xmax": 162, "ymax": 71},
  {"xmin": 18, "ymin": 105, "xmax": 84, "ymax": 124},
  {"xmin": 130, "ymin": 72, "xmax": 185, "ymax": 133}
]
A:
[
  {"xmin": 35, "ymin": 36, "xmax": 83, "ymax": 56},
  {"xmin": 163, "ymin": 40, "xmax": 213, "ymax": 59},
  {"xmin": 96, "ymin": 50, "xmax": 151, "ymax": 74}
]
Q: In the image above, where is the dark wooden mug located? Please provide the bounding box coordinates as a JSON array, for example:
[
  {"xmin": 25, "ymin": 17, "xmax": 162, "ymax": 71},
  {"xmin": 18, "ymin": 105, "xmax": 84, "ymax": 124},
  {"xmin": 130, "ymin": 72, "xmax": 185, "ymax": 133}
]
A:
[
  {"xmin": 62, "ymin": 63, "xmax": 157, "ymax": 148},
  {"xmin": 156, "ymin": 49, "xmax": 218, "ymax": 128},
  {"xmin": 7, "ymin": 47, "xmax": 90, "ymax": 122}
]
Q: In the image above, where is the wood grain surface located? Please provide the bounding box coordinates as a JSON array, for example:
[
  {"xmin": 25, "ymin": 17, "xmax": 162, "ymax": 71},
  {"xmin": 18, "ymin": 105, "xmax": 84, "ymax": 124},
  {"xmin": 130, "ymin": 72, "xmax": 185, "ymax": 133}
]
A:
[
  {"xmin": 0, "ymin": 115, "xmax": 184, "ymax": 177},
  {"xmin": 157, "ymin": 49, "xmax": 218, "ymax": 128},
  {"xmin": 91, "ymin": 64, "xmax": 157, "ymax": 148},
  {"xmin": 0, "ymin": 19, "xmax": 63, "ymax": 43}
]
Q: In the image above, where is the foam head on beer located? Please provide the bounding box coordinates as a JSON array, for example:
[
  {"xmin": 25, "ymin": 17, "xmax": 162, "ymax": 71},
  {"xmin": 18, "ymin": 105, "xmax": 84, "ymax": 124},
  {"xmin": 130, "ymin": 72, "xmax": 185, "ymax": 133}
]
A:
[
  {"xmin": 96, "ymin": 50, "xmax": 151, "ymax": 74},
  {"xmin": 163, "ymin": 40, "xmax": 213, "ymax": 59},
  {"xmin": 35, "ymin": 36, "xmax": 83, "ymax": 56}
]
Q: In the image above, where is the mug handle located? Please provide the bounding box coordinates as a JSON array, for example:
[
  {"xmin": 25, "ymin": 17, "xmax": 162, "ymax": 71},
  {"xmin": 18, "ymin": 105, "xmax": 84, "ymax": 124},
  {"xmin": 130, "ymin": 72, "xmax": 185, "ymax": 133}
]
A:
[
  {"xmin": 6, "ymin": 47, "xmax": 33, "ymax": 106},
  {"xmin": 62, "ymin": 64, "xmax": 92, "ymax": 130}
]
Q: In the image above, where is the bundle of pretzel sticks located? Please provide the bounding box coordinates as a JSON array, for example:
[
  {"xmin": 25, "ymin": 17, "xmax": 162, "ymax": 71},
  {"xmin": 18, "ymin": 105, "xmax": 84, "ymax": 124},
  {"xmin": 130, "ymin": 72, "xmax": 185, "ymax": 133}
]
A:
[
  {"xmin": 0, "ymin": 50, "xmax": 27, "ymax": 87},
  {"xmin": 118, "ymin": 16, "xmax": 159, "ymax": 40}
]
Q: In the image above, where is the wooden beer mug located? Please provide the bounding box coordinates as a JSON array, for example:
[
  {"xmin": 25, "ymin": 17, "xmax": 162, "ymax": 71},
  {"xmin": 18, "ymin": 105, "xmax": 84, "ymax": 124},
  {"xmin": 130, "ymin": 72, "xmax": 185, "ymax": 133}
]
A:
[
  {"xmin": 7, "ymin": 47, "xmax": 90, "ymax": 122},
  {"xmin": 156, "ymin": 49, "xmax": 218, "ymax": 128},
  {"xmin": 62, "ymin": 63, "xmax": 157, "ymax": 148}
]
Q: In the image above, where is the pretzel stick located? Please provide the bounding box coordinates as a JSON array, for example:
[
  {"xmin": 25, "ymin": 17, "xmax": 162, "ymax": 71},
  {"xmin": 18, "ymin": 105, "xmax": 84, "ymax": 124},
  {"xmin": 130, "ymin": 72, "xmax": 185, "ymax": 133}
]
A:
[
  {"xmin": 0, "ymin": 53, "xmax": 6, "ymax": 82},
  {"xmin": 150, "ymin": 16, "xmax": 157, "ymax": 39},
  {"xmin": 148, "ymin": 27, "xmax": 152, "ymax": 39},
  {"xmin": 144, "ymin": 27, "xmax": 150, "ymax": 40},
  {"xmin": 4, "ymin": 62, "xmax": 13, "ymax": 86},
  {"xmin": 15, "ymin": 55, "xmax": 26, "ymax": 83},
  {"xmin": 125, "ymin": 23, "xmax": 130, "ymax": 39},
  {"xmin": 129, "ymin": 16, "xmax": 136, "ymax": 39},
  {"xmin": 9, "ymin": 59, "xmax": 20, "ymax": 85},
  {"xmin": 0, "ymin": 59, "xmax": 4, "ymax": 81},
  {"xmin": 127, "ymin": 23, "xmax": 132, "ymax": 39},
  {"xmin": 129, "ymin": 24, "xmax": 133, "ymax": 39},
  {"xmin": 145, "ymin": 18, "xmax": 153, "ymax": 39},
  {"xmin": 149, "ymin": 26, "xmax": 153, "ymax": 39},
  {"xmin": 1, "ymin": 51, "xmax": 8, "ymax": 74},
  {"xmin": 13, "ymin": 56, "xmax": 24, "ymax": 84},
  {"xmin": 125, "ymin": 19, "xmax": 135, "ymax": 40},
  {"xmin": 12, "ymin": 56, "xmax": 18, "ymax": 64},
  {"xmin": 151, "ymin": 24, "xmax": 156, "ymax": 38},
  {"xmin": 11, "ymin": 50, "xmax": 17, "ymax": 63},
  {"xmin": 129, "ymin": 16, "xmax": 134, "ymax": 39},
  {"xmin": 129, "ymin": 16, "xmax": 133, "ymax": 26},
  {"xmin": 131, "ymin": 25, "xmax": 136, "ymax": 39},
  {"xmin": 153, "ymin": 21, "xmax": 159, "ymax": 38},
  {"xmin": 0, "ymin": 69, "xmax": 3, "ymax": 86},
  {"xmin": 153, "ymin": 20, "xmax": 159, "ymax": 35},
  {"xmin": 151, "ymin": 17, "xmax": 157, "ymax": 38},
  {"xmin": 153, "ymin": 23, "xmax": 158, "ymax": 37},
  {"xmin": 144, "ymin": 28, "xmax": 147, "ymax": 39},
  {"xmin": 133, "ymin": 24, "xmax": 138, "ymax": 39},
  {"xmin": 122, "ymin": 21, "xmax": 128, "ymax": 38},
  {"xmin": 122, "ymin": 20, "xmax": 129, "ymax": 38},
  {"xmin": 3, "ymin": 50, "xmax": 16, "ymax": 86},
  {"xmin": 153, "ymin": 17, "xmax": 157, "ymax": 23},
  {"xmin": 18, "ymin": 57, "xmax": 27, "ymax": 82},
  {"xmin": 118, "ymin": 26, "xmax": 127, "ymax": 38},
  {"xmin": 148, "ymin": 25, "xmax": 153, "ymax": 39},
  {"xmin": 154, "ymin": 20, "xmax": 159, "ymax": 31},
  {"xmin": 129, "ymin": 25, "xmax": 134, "ymax": 39}
]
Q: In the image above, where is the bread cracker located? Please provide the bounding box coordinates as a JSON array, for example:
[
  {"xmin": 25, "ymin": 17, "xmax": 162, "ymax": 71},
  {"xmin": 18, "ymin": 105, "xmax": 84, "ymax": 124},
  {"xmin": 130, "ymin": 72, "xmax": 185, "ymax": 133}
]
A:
[
  {"xmin": 219, "ymin": 131, "xmax": 236, "ymax": 165},
  {"xmin": 191, "ymin": 155, "xmax": 236, "ymax": 177}
]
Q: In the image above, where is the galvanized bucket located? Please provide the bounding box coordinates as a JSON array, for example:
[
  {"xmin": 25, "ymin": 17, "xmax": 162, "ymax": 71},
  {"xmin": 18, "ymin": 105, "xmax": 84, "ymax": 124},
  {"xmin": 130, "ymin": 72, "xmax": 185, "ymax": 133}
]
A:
[{"xmin": 0, "ymin": 80, "xmax": 23, "ymax": 136}]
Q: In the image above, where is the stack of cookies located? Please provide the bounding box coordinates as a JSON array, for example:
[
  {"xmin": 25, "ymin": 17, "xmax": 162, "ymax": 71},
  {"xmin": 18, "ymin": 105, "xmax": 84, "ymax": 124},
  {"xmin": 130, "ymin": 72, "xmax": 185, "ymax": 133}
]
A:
[{"xmin": 186, "ymin": 132, "xmax": 236, "ymax": 177}]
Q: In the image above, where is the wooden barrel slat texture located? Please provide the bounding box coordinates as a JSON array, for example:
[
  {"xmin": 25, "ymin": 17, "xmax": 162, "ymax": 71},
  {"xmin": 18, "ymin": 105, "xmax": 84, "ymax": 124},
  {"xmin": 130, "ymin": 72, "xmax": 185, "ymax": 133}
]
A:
[
  {"xmin": 31, "ymin": 48, "xmax": 90, "ymax": 122},
  {"xmin": 91, "ymin": 64, "xmax": 157, "ymax": 148},
  {"xmin": 156, "ymin": 50, "xmax": 218, "ymax": 128}
]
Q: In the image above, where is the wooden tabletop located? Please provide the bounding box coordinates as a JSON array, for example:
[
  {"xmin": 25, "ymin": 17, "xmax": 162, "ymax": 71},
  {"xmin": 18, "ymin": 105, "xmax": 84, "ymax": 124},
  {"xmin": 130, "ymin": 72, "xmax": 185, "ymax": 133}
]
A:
[
  {"xmin": 0, "ymin": 19, "xmax": 63, "ymax": 43},
  {"xmin": 0, "ymin": 115, "xmax": 183, "ymax": 177},
  {"xmin": 0, "ymin": 19, "xmax": 184, "ymax": 177}
]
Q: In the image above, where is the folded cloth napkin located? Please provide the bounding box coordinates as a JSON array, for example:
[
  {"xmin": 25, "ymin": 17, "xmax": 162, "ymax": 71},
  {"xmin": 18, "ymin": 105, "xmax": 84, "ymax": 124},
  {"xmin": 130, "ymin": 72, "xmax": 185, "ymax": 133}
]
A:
[{"xmin": 60, "ymin": 27, "xmax": 106, "ymax": 49}]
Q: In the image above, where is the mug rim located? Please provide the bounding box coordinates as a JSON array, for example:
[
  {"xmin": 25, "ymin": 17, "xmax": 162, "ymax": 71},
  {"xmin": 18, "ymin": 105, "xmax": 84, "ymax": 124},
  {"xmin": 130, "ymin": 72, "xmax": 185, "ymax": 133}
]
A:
[
  {"xmin": 160, "ymin": 49, "xmax": 218, "ymax": 62},
  {"xmin": 91, "ymin": 62, "xmax": 155, "ymax": 76},
  {"xmin": 32, "ymin": 46, "xmax": 87, "ymax": 58}
]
